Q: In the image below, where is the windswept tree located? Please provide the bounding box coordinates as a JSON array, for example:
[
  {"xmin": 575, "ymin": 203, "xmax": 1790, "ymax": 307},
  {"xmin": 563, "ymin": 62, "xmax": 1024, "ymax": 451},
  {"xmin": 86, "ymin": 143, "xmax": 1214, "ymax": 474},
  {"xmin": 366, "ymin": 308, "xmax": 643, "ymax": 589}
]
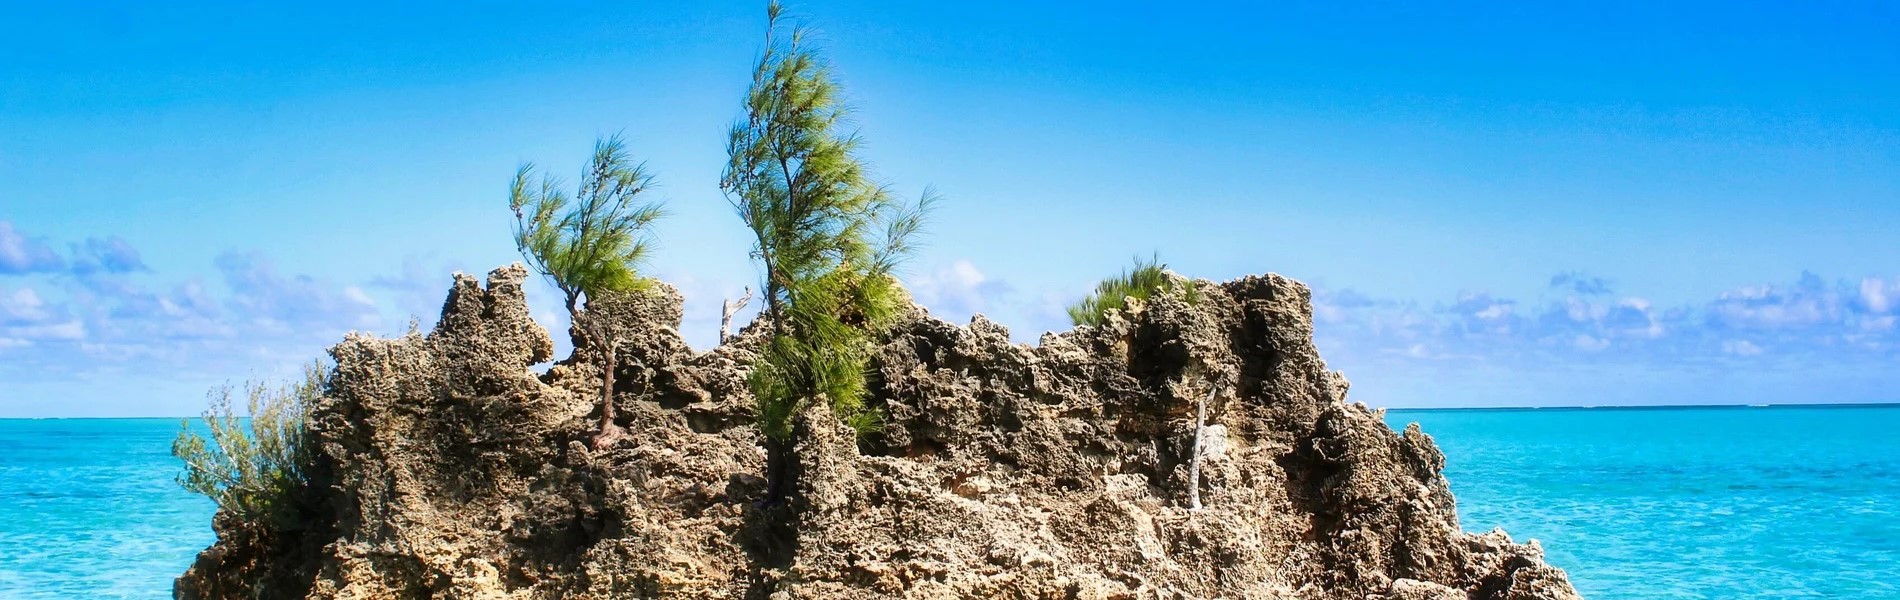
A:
[
  {"xmin": 724, "ymin": 1, "xmax": 935, "ymax": 501},
  {"xmin": 510, "ymin": 135, "xmax": 665, "ymax": 449}
]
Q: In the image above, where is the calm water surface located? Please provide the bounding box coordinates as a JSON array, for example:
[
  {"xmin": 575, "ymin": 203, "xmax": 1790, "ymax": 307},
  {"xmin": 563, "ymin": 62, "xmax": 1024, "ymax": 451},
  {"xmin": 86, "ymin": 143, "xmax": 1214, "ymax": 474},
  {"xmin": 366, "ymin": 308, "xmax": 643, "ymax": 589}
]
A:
[
  {"xmin": 1388, "ymin": 405, "xmax": 1900, "ymax": 599},
  {"xmin": 0, "ymin": 419, "xmax": 214, "ymax": 599},
  {"xmin": 2, "ymin": 407, "xmax": 1896, "ymax": 598}
]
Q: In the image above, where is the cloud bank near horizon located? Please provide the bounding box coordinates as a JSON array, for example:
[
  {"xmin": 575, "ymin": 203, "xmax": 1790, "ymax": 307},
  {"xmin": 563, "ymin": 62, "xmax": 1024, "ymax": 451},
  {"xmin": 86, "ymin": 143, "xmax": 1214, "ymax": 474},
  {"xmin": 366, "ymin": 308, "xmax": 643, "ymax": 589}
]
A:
[{"xmin": 0, "ymin": 220, "xmax": 1893, "ymax": 415}]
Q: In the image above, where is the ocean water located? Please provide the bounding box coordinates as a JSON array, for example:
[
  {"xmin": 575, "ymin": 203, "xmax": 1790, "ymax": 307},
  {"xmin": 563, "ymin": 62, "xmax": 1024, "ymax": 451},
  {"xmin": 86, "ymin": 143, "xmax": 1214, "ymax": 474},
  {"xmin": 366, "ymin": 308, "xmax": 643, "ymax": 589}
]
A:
[
  {"xmin": 0, "ymin": 419, "xmax": 215, "ymax": 599},
  {"xmin": 1, "ymin": 407, "xmax": 1896, "ymax": 598},
  {"xmin": 1387, "ymin": 405, "xmax": 1900, "ymax": 599}
]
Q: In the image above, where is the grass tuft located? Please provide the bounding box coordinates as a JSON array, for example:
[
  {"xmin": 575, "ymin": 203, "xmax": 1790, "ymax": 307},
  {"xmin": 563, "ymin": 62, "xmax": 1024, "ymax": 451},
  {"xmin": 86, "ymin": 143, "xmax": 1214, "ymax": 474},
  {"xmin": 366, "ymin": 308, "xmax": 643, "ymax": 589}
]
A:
[{"xmin": 1068, "ymin": 254, "xmax": 1199, "ymax": 327}]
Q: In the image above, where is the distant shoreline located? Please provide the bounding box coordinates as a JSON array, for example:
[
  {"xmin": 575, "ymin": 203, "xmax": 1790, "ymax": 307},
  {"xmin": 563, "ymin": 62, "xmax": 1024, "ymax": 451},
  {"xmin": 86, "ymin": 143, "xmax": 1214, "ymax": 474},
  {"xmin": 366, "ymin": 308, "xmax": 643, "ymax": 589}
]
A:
[
  {"xmin": 1386, "ymin": 402, "xmax": 1900, "ymax": 412},
  {"xmin": 5, "ymin": 401, "xmax": 1899, "ymax": 420}
]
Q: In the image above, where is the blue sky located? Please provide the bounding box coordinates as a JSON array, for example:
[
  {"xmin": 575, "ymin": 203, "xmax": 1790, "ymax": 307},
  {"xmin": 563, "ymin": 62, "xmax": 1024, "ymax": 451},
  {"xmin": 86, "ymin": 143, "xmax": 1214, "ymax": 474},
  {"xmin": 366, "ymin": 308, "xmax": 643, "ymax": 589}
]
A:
[{"xmin": 2, "ymin": 1, "xmax": 1896, "ymax": 416}]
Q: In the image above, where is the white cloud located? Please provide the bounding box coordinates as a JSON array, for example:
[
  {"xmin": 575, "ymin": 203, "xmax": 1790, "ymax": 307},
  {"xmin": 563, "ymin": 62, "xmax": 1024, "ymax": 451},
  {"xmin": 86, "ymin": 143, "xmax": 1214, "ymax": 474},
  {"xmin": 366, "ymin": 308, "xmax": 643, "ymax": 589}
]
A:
[
  {"xmin": 0, "ymin": 286, "xmax": 85, "ymax": 347},
  {"xmin": 0, "ymin": 245, "xmax": 404, "ymax": 390},
  {"xmin": 907, "ymin": 259, "xmax": 1014, "ymax": 322},
  {"xmin": 1861, "ymin": 278, "xmax": 1893, "ymax": 314},
  {"xmin": 1314, "ymin": 270, "xmax": 1900, "ymax": 372},
  {"xmin": 0, "ymin": 221, "xmax": 65, "ymax": 275},
  {"xmin": 68, "ymin": 236, "xmax": 147, "ymax": 275},
  {"xmin": 1574, "ymin": 335, "xmax": 1610, "ymax": 352},
  {"xmin": 0, "ymin": 287, "xmax": 52, "ymax": 323},
  {"xmin": 1549, "ymin": 272, "xmax": 1613, "ymax": 295},
  {"xmin": 1722, "ymin": 340, "xmax": 1764, "ymax": 356},
  {"xmin": 1608, "ymin": 298, "xmax": 1664, "ymax": 339},
  {"xmin": 1707, "ymin": 272, "xmax": 1842, "ymax": 330},
  {"xmin": 1, "ymin": 222, "xmax": 150, "ymax": 276},
  {"xmin": 1862, "ymin": 316, "xmax": 1896, "ymax": 333},
  {"xmin": 1444, "ymin": 292, "xmax": 1518, "ymax": 337},
  {"xmin": 4, "ymin": 320, "xmax": 85, "ymax": 342},
  {"xmin": 215, "ymin": 251, "xmax": 382, "ymax": 334}
]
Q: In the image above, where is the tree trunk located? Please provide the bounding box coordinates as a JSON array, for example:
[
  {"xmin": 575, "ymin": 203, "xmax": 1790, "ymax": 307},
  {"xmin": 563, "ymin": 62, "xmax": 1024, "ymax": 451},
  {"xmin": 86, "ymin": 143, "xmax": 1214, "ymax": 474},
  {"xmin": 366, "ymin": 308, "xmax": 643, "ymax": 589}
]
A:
[
  {"xmin": 760, "ymin": 436, "xmax": 795, "ymax": 505},
  {"xmin": 585, "ymin": 312, "xmax": 626, "ymax": 449},
  {"xmin": 1188, "ymin": 383, "xmax": 1217, "ymax": 511}
]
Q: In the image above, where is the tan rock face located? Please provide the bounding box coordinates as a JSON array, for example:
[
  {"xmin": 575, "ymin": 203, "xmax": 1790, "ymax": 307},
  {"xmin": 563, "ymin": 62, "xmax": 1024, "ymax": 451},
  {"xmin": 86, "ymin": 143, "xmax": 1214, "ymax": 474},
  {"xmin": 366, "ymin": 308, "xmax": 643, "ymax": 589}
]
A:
[{"xmin": 176, "ymin": 265, "xmax": 1582, "ymax": 600}]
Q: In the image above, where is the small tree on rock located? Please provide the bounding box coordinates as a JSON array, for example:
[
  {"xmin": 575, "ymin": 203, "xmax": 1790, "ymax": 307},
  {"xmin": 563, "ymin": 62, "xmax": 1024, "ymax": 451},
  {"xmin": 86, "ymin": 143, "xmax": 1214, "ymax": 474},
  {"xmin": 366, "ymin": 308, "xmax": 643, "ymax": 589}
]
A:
[
  {"xmin": 724, "ymin": 1, "xmax": 934, "ymax": 501},
  {"xmin": 510, "ymin": 135, "xmax": 665, "ymax": 449}
]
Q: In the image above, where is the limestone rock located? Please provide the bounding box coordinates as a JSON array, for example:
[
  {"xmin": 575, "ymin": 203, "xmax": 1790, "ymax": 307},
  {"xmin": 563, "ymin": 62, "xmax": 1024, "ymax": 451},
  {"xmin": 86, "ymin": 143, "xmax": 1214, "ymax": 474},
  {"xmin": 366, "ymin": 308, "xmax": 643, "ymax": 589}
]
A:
[{"xmin": 176, "ymin": 266, "xmax": 1582, "ymax": 600}]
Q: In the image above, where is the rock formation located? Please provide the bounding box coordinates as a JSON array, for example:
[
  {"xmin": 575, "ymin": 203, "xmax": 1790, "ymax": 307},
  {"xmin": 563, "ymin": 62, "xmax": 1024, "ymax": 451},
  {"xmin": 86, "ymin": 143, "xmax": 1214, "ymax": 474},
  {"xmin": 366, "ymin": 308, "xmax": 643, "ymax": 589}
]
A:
[{"xmin": 175, "ymin": 264, "xmax": 1581, "ymax": 599}]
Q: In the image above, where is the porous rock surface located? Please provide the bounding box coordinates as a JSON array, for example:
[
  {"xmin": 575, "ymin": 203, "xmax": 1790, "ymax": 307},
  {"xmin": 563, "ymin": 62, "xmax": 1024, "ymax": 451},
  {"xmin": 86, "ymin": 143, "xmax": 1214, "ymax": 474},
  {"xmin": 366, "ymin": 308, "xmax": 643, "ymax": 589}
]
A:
[{"xmin": 175, "ymin": 264, "xmax": 1582, "ymax": 599}]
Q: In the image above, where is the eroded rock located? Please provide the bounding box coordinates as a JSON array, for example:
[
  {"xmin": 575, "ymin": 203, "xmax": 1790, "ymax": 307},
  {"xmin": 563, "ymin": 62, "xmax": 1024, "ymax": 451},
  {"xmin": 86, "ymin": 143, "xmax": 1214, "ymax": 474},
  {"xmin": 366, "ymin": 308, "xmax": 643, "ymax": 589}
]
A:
[{"xmin": 176, "ymin": 265, "xmax": 1581, "ymax": 600}]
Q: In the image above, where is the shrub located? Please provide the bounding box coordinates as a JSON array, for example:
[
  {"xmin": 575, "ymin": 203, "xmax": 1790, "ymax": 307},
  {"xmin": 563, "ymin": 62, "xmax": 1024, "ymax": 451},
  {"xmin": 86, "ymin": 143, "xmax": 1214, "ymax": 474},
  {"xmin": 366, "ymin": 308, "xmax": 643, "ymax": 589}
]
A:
[
  {"xmin": 1067, "ymin": 254, "xmax": 1199, "ymax": 327},
  {"xmin": 172, "ymin": 361, "xmax": 324, "ymax": 525}
]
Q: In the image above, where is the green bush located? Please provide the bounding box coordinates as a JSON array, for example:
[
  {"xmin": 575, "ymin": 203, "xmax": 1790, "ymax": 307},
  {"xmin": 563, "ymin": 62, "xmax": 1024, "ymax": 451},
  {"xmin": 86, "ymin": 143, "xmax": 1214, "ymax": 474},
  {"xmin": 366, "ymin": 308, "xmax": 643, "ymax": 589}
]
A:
[
  {"xmin": 1067, "ymin": 254, "xmax": 1199, "ymax": 327},
  {"xmin": 172, "ymin": 361, "xmax": 324, "ymax": 525}
]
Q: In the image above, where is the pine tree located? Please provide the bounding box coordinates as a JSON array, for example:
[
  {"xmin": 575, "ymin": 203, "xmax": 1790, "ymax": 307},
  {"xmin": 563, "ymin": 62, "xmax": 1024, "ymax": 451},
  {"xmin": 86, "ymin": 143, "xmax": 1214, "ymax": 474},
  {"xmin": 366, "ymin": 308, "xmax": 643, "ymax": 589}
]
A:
[
  {"xmin": 723, "ymin": 1, "xmax": 934, "ymax": 501},
  {"xmin": 510, "ymin": 135, "xmax": 665, "ymax": 449}
]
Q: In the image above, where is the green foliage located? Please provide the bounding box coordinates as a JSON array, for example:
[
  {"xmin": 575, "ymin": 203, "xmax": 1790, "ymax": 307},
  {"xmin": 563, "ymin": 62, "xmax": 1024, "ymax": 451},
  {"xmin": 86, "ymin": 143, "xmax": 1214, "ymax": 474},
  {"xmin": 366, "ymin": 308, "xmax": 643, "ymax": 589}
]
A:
[
  {"xmin": 510, "ymin": 135, "xmax": 667, "ymax": 445},
  {"xmin": 724, "ymin": 1, "xmax": 935, "ymax": 441},
  {"xmin": 510, "ymin": 135, "xmax": 666, "ymax": 313},
  {"xmin": 172, "ymin": 362, "xmax": 324, "ymax": 525},
  {"xmin": 1067, "ymin": 254, "xmax": 1199, "ymax": 327}
]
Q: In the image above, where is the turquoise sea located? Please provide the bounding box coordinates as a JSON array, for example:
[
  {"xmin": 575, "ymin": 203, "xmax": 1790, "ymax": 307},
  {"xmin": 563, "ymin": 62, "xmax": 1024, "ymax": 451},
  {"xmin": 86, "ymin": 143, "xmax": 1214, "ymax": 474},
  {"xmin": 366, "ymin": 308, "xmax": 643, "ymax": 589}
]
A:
[
  {"xmin": 0, "ymin": 419, "xmax": 216, "ymax": 599},
  {"xmin": 2, "ymin": 406, "xmax": 1897, "ymax": 598},
  {"xmin": 1389, "ymin": 405, "xmax": 1900, "ymax": 599}
]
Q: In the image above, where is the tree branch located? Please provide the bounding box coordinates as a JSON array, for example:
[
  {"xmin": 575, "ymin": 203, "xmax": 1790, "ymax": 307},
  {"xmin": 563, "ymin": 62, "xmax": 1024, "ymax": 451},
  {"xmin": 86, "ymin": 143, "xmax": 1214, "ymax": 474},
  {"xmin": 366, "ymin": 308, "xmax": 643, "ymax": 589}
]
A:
[
  {"xmin": 721, "ymin": 286, "xmax": 754, "ymax": 345},
  {"xmin": 1189, "ymin": 382, "xmax": 1219, "ymax": 511}
]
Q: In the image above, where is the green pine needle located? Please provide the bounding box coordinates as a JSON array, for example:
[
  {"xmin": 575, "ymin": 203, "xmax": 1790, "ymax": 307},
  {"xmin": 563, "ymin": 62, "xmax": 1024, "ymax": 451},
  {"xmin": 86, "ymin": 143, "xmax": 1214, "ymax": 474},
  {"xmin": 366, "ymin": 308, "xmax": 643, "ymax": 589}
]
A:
[{"xmin": 725, "ymin": 3, "xmax": 935, "ymax": 442}]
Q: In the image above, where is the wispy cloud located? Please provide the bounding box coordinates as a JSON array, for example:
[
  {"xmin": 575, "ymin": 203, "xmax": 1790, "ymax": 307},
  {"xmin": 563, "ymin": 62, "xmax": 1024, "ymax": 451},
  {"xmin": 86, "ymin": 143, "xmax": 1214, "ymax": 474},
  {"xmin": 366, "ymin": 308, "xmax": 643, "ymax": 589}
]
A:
[
  {"xmin": 1549, "ymin": 271, "xmax": 1613, "ymax": 296},
  {"xmin": 906, "ymin": 259, "xmax": 1014, "ymax": 324},
  {"xmin": 1314, "ymin": 270, "xmax": 1900, "ymax": 372},
  {"xmin": 1, "ymin": 222, "xmax": 152, "ymax": 277},
  {"xmin": 0, "ymin": 227, "xmax": 394, "ymax": 400},
  {"xmin": 4, "ymin": 220, "xmax": 1895, "ymax": 412},
  {"xmin": 366, "ymin": 255, "xmax": 482, "ymax": 323},
  {"xmin": 0, "ymin": 222, "xmax": 66, "ymax": 275},
  {"xmin": 214, "ymin": 251, "xmax": 382, "ymax": 336},
  {"xmin": 0, "ymin": 286, "xmax": 85, "ymax": 348},
  {"xmin": 69, "ymin": 236, "xmax": 148, "ymax": 275}
]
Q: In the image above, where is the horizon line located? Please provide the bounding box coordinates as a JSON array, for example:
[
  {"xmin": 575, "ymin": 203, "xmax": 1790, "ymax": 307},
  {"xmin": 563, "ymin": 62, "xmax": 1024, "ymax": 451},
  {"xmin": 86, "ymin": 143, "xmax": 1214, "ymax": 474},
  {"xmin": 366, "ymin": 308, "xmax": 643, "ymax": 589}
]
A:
[
  {"xmin": 1384, "ymin": 401, "xmax": 1900, "ymax": 412},
  {"xmin": 7, "ymin": 401, "xmax": 1899, "ymax": 420}
]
